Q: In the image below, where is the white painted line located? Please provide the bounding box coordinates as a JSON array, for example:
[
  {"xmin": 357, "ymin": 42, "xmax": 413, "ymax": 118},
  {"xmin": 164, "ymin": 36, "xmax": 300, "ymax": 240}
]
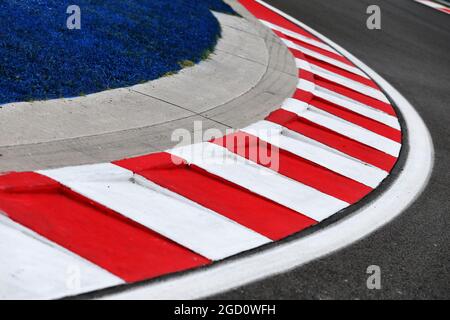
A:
[
  {"xmin": 0, "ymin": 214, "xmax": 122, "ymax": 300},
  {"xmin": 415, "ymin": 0, "xmax": 450, "ymax": 12},
  {"xmin": 298, "ymin": 79, "xmax": 401, "ymax": 130},
  {"xmin": 38, "ymin": 163, "xmax": 270, "ymax": 261},
  {"xmin": 296, "ymin": 58, "xmax": 390, "ymax": 104},
  {"xmin": 415, "ymin": 0, "xmax": 443, "ymax": 8},
  {"xmin": 282, "ymin": 98, "xmax": 401, "ymax": 157},
  {"xmin": 259, "ymin": 19, "xmax": 339, "ymax": 54},
  {"xmin": 281, "ymin": 38, "xmax": 370, "ymax": 79},
  {"xmin": 242, "ymin": 121, "xmax": 387, "ymax": 188},
  {"xmin": 169, "ymin": 142, "xmax": 349, "ymax": 221},
  {"xmin": 99, "ymin": 0, "xmax": 433, "ymax": 300}
]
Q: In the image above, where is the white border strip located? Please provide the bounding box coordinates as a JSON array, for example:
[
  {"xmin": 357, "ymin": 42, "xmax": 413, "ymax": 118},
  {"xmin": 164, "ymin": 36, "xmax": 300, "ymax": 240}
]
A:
[{"xmin": 99, "ymin": 0, "xmax": 434, "ymax": 300}]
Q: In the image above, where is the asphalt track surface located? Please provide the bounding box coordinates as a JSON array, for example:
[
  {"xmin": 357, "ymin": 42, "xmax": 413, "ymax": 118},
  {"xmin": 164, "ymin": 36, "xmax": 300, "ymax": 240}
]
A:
[{"xmin": 214, "ymin": 0, "xmax": 450, "ymax": 299}]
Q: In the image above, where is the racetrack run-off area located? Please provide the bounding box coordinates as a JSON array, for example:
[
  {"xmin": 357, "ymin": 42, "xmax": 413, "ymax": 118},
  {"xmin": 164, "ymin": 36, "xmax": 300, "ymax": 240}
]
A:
[{"xmin": 0, "ymin": 0, "xmax": 409, "ymax": 299}]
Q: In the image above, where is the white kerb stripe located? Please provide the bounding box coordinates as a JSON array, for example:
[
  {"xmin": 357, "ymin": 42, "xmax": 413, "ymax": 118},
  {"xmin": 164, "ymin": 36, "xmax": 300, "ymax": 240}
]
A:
[
  {"xmin": 282, "ymin": 98, "xmax": 401, "ymax": 157},
  {"xmin": 259, "ymin": 19, "xmax": 339, "ymax": 54},
  {"xmin": 297, "ymin": 79, "xmax": 400, "ymax": 130},
  {"xmin": 296, "ymin": 58, "xmax": 389, "ymax": 104},
  {"xmin": 0, "ymin": 214, "xmax": 122, "ymax": 300},
  {"xmin": 169, "ymin": 142, "xmax": 348, "ymax": 221},
  {"xmin": 38, "ymin": 163, "xmax": 270, "ymax": 261},
  {"xmin": 415, "ymin": 0, "xmax": 446, "ymax": 9},
  {"xmin": 280, "ymin": 121, "xmax": 389, "ymax": 165},
  {"xmin": 281, "ymin": 38, "xmax": 369, "ymax": 79},
  {"xmin": 242, "ymin": 121, "xmax": 388, "ymax": 188}
]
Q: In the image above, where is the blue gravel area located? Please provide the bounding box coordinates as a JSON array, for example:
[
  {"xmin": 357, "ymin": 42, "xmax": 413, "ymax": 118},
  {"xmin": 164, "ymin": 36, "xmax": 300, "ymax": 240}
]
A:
[{"xmin": 0, "ymin": 0, "xmax": 235, "ymax": 105}]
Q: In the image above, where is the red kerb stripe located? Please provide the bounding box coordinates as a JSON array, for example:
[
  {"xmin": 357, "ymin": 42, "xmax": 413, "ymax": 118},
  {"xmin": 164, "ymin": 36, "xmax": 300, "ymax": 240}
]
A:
[
  {"xmin": 238, "ymin": 0, "xmax": 321, "ymax": 41},
  {"xmin": 212, "ymin": 132, "xmax": 372, "ymax": 203},
  {"xmin": 115, "ymin": 152, "xmax": 316, "ymax": 241},
  {"xmin": 274, "ymin": 30, "xmax": 352, "ymax": 65},
  {"xmin": 0, "ymin": 172, "xmax": 210, "ymax": 283},
  {"xmin": 265, "ymin": 109, "xmax": 397, "ymax": 172},
  {"xmin": 293, "ymin": 91, "xmax": 402, "ymax": 142}
]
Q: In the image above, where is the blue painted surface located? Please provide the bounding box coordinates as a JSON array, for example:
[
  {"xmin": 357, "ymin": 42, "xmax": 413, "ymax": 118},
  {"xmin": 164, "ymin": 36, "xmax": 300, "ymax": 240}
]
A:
[{"xmin": 0, "ymin": 0, "xmax": 234, "ymax": 104}]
